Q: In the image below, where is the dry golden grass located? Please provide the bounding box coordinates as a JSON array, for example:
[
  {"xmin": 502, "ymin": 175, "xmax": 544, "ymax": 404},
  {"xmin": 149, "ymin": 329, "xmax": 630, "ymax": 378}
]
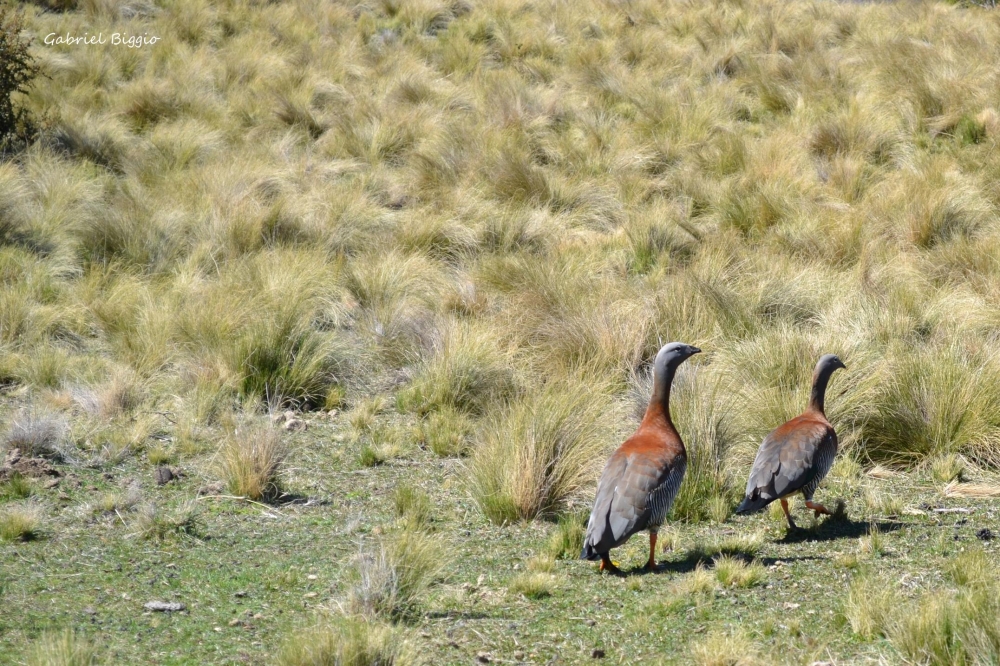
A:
[
  {"xmin": 5, "ymin": 0, "xmax": 1000, "ymax": 487},
  {"xmin": 0, "ymin": 502, "xmax": 41, "ymax": 541},
  {"xmin": 217, "ymin": 424, "xmax": 287, "ymax": 501},
  {"xmin": 942, "ymin": 480, "xmax": 1000, "ymax": 498},
  {"xmin": 26, "ymin": 630, "xmax": 99, "ymax": 666},
  {"xmin": 277, "ymin": 615, "xmax": 420, "ymax": 666},
  {"xmin": 8, "ymin": 1, "xmax": 1000, "ymax": 659}
]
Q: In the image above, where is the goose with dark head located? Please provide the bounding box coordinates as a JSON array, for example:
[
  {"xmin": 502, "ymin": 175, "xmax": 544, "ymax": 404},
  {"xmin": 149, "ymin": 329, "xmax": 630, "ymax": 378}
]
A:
[
  {"xmin": 736, "ymin": 354, "xmax": 847, "ymax": 528},
  {"xmin": 581, "ymin": 342, "xmax": 701, "ymax": 573}
]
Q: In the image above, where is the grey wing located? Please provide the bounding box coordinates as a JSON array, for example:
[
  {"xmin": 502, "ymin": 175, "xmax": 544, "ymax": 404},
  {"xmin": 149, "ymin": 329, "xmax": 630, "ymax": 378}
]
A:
[
  {"xmin": 583, "ymin": 454, "xmax": 630, "ymax": 556},
  {"xmin": 744, "ymin": 423, "xmax": 835, "ymax": 501},
  {"xmin": 584, "ymin": 451, "xmax": 684, "ymax": 555}
]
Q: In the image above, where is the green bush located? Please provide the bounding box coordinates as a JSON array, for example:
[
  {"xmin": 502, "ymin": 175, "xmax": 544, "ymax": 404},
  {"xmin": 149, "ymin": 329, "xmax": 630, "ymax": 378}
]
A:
[{"xmin": 0, "ymin": 6, "xmax": 38, "ymax": 153}]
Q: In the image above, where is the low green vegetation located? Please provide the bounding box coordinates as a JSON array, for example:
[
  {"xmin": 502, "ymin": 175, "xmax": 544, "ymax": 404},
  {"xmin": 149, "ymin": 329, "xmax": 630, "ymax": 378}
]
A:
[{"xmin": 2, "ymin": 0, "xmax": 1000, "ymax": 662}]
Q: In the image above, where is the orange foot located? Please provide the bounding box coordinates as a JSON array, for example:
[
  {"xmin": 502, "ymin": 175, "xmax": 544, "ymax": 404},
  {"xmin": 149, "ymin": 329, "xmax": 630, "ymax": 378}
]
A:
[
  {"xmin": 599, "ymin": 557, "xmax": 621, "ymax": 575},
  {"xmin": 805, "ymin": 500, "xmax": 832, "ymax": 518}
]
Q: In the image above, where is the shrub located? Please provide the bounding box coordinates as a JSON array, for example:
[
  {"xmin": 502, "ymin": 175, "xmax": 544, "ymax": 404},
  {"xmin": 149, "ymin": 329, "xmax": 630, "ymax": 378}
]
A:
[
  {"xmin": 0, "ymin": 6, "xmax": 38, "ymax": 153},
  {"xmin": 469, "ymin": 380, "xmax": 612, "ymax": 523}
]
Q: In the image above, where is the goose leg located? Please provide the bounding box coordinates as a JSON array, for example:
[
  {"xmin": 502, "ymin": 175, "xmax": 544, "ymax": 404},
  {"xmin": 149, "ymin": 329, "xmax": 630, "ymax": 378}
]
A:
[
  {"xmin": 780, "ymin": 498, "xmax": 796, "ymax": 529},
  {"xmin": 805, "ymin": 500, "xmax": 832, "ymax": 518},
  {"xmin": 645, "ymin": 532, "xmax": 658, "ymax": 570},
  {"xmin": 599, "ymin": 555, "xmax": 620, "ymax": 574}
]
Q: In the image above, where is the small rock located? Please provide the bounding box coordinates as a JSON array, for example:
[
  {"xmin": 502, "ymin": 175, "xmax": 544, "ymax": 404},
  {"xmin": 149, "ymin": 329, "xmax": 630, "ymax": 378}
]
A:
[
  {"xmin": 234, "ymin": 591, "xmax": 248, "ymax": 598},
  {"xmin": 783, "ymin": 602, "xmax": 800, "ymax": 610},
  {"xmin": 307, "ymin": 574, "xmax": 317, "ymax": 580},
  {"xmin": 476, "ymin": 653, "xmax": 491, "ymax": 664},
  {"xmin": 5, "ymin": 448, "xmax": 21, "ymax": 466},
  {"xmin": 283, "ymin": 418, "xmax": 307, "ymax": 432},
  {"xmin": 514, "ymin": 651, "xmax": 525, "ymax": 660},
  {"xmin": 585, "ymin": 619, "xmax": 595, "ymax": 627},
  {"xmin": 976, "ymin": 528, "xmax": 994, "ymax": 541},
  {"xmin": 143, "ymin": 601, "xmax": 185, "ymax": 612},
  {"xmin": 303, "ymin": 592, "xmax": 317, "ymax": 598},
  {"xmin": 43, "ymin": 477, "xmax": 60, "ymax": 489},
  {"xmin": 198, "ymin": 481, "xmax": 225, "ymax": 496},
  {"xmin": 592, "ymin": 648, "xmax": 606, "ymax": 659},
  {"xmin": 82, "ymin": 607, "xmax": 96, "ymax": 615},
  {"xmin": 327, "ymin": 409, "xmax": 339, "ymax": 419},
  {"xmin": 228, "ymin": 618, "xmax": 242, "ymax": 627},
  {"xmin": 283, "ymin": 410, "xmax": 295, "ymax": 421},
  {"xmin": 270, "ymin": 412, "xmax": 288, "ymax": 425},
  {"xmin": 154, "ymin": 467, "xmax": 174, "ymax": 485}
]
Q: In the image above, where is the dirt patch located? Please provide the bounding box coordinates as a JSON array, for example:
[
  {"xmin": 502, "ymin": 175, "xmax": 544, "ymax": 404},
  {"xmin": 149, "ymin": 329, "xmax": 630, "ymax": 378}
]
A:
[{"xmin": 0, "ymin": 447, "xmax": 62, "ymax": 483}]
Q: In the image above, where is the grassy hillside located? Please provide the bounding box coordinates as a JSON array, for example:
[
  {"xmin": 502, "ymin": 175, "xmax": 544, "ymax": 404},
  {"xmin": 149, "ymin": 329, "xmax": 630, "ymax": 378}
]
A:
[{"xmin": 2, "ymin": 0, "xmax": 1000, "ymax": 663}]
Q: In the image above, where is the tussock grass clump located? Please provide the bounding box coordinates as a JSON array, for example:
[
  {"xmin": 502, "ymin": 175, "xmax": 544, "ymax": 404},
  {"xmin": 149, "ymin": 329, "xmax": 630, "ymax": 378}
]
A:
[
  {"xmin": 690, "ymin": 630, "xmax": 758, "ymax": 666},
  {"xmin": 863, "ymin": 487, "xmax": 903, "ymax": 518},
  {"xmin": 349, "ymin": 529, "xmax": 445, "ymax": 620},
  {"xmin": 930, "ymin": 453, "xmax": 967, "ymax": 484},
  {"xmin": 0, "ymin": 472, "xmax": 32, "ymax": 500},
  {"xmin": 858, "ymin": 525, "xmax": 886, "ymax": 559},
  {"xmin": 858, "ymin": 349, "xmax": 1000, "ymax": 466},
  {"xmin": 944, "ymin": 547, "xmax": 994, "ymax": 589},
  {"xmin": 131, "ymin": 501, "xmax": 198, "ymax": 541},
  {"xmin": 509, "ymin": 572, "xmax": 555, "ymax": 600},
  {"xmin": 277, "ymin": 616, "xmax": 419, "ymax": 666},
  {"xmin": 544, "ymin": 513, "xmax": 586, "ymax": 560},
  {"xmin": 690, "ymin": 532, "xmax": 765, "ymax": 562},
  {"xmin": 713, "ymin": 556, "xmax": 765, "ymax": 589},
  {"xmin": 217, "ymin": 425, "xmax": 287, "ymax": 501},
  {"xmin": 0, "ymin": 503, "xmax": 41, "ymax": 541},
  {"xmin": 398, "ymin": 321, "xmax": 519, "ymax": 416},
  {"xmin": 414, "ymin": 407, "xmax": 471, "ymax": 457},
  {"xmin": 470, "ymin": 380, "xmax": 612, "ymax": 523},
  {"xmin": 357, "ymin": 423, "xmax": 406, "ymax": 467},
  {"xmin": 27, "ymin": 630, "xmax": 99, "ymax": 666},
  {"xmin": 889, "ymin": 589, "xmax": 1000, "ymax": 665},
  {"xmin": 393, "ymin": 484, "xmax": 432, "ymax": 530},
  {"xmin": 88, "ymin": 484, "xmax": 141, "ymax": 518},
  {"xmin": 3, "ymin": 410, "xmax": 68, "ymax": 459},
  {"xmin": 842, "ymin": 574, "xmax": 894, "ymax": 640}
]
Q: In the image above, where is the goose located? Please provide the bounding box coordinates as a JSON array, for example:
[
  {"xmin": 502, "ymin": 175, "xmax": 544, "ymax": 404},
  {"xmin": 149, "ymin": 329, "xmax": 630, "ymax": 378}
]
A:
[
  {"xmin": 581, "ymin": 342, "xmax": 701, "ymax": 572},
  {"xmin": 736, "ymin": 354, "xmax": 846, "ymax": 528}
]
